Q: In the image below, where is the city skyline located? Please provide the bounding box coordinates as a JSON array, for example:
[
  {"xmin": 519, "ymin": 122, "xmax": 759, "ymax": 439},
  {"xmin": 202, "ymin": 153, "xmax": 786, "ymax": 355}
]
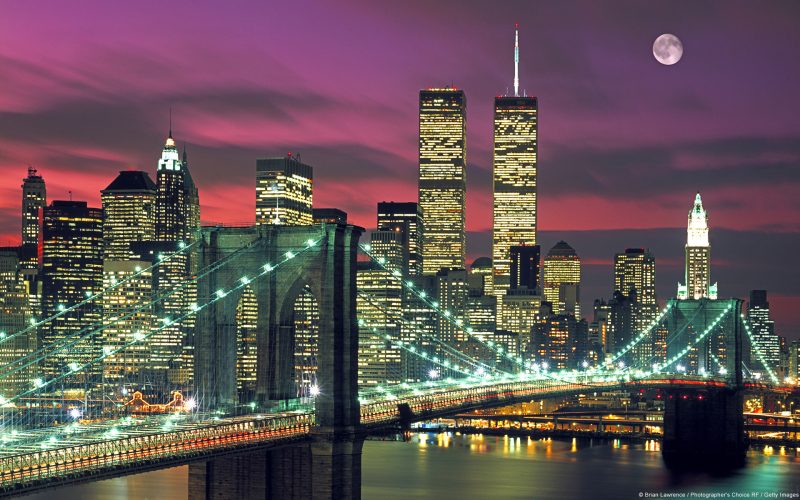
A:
[{"xmin": 0, "ymin": 1, "xmax": 798, "ymax": 334}]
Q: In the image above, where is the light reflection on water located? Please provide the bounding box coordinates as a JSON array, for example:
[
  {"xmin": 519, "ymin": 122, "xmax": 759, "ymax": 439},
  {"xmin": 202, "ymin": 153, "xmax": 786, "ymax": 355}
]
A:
[{"xmin": 20, "ymin": 433, "xmax": 800, "ymax": 500}]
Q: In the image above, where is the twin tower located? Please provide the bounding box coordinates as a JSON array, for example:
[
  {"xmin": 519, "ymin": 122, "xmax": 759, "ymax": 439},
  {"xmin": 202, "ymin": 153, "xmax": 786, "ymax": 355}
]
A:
[{"xmin": 419, "ymin": 26, "xmax": 538, "ymax": 324}]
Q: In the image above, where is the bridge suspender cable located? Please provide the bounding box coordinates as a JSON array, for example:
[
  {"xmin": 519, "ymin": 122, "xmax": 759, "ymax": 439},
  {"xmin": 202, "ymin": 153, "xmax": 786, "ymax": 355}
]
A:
[
  {"xmin": 0, "ymin": 231, "xmax": 203, "ymax": 348},
  {"xmin": 0, "ymin": 236, "xmax": 265, "ymax": 381},
  {"xmin": 359, "ymin": 244, "xmax": 531, "ymax": 373},
  {"xmin": 0, "ymin": 236, "xmax": 324, "ymax": 407},
  {"xmin": 356, "ymin": 290, "xmax": 505, "ymax": 376},
  {"xmin": 606, "ymin": 303, "xmax": 673, "ymax": 364},
  {"xmin": 740, "ymin": 313, "xmax": 780, "ymax": 385}
]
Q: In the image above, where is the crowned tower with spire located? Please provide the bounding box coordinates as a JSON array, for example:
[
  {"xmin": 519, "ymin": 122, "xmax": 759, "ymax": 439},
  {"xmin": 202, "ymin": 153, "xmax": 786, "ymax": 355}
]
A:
[
  {"xmin": 150, "ymin": 115, "xmax": 200, "ymax": 385},
  {"xmin": 678, "ymin": 192, "xmax": 717, "ymax": 300},
  {"xmin": 492, "ymin": 23, "xmax": 539, "ymax": 326}
]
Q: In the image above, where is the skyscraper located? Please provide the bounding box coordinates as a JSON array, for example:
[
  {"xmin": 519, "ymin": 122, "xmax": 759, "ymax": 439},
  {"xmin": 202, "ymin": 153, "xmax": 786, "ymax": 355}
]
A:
[
  {"xmin": 543, "ymin": 241, "xmax": 581, "ymax": 317},
  {"xmin": 312, "ymin": 208, "xmax": 347, "ymax": 225},
  {"xmin": 678, "ymin": 193, "xmax": 717, "ymax": 300},
  {"xmin": 492, "ymin": 25, "xmax": 538, "ymax": 304},
  {"xmin": 614, "ymin": 248, "xmax": 657, "ymax": 341},
  {"xmin": 182, "ymin": 147, "xmax": 201, "ymax": 242},
  {"xmin": 21, "ymin": 167, "xmax": 46, "ymax": 274},
  {"xmin": 356, "ymin": 260, "xmax": 403, "ymax": 387},
  {"xmin": 0, "ymin": 247, "xmax": 34, "ymax": 396},
  {"xmin": 377, "ymin": 202, "xmax": 424, "ymax": 277},
  {"xmin": 101, "ymin": 171, "xmax": 157, "ymax": 260},
  {"xmin": 101, "ymin": 260, "xmax": 153, "ymax": 386},
  {"xmin": 418, "ymin": 88, "xmax": 466, "ymax": 274},
  {"xmin": 151, "ymin": 129, "xmax": 199, "ymax": 385},
  {"xmin": 41, "ymin": 201, "xmax": 104, "ymax": 384},
  {"xmin": 370, "ymin": 229, "xmax": 408, "ymax": 275},
  {"xmin": 747, "ymin": 290, "xmax": 780, "ymax": 373},
  {"xmin": 510, "ymin": 245, "xmax": 540, "ymax": 291},
  {"xmin": 256, "ymin": 154, "xmax": 313, "ymax": 226},
  {"xmin": 155, "ymin": 130, "xmax": 188, "ymax": 242}
]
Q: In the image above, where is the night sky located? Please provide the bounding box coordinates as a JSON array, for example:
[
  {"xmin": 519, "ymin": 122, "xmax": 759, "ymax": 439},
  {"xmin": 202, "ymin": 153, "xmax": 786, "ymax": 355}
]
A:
[{"xmin": 1, "ymin": 1, "xmax": 798, "ymax": 335}]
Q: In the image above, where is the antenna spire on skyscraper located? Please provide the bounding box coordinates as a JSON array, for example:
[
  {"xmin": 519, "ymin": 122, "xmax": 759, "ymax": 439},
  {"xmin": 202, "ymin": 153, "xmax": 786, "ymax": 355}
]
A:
[
  {"xmin": 169, "ymin": 106, "xmax": 173, "ymax": 139},
  {"xmin": 514, "ymin": 23, "xmax": 519, "ymax": 97}
]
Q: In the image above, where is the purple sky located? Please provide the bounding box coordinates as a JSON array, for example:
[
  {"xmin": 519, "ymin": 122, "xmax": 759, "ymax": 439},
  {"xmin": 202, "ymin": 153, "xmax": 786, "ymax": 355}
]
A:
[{"xmin": 1, "ymin": 1, "xmax": 798, "ymax": 334}]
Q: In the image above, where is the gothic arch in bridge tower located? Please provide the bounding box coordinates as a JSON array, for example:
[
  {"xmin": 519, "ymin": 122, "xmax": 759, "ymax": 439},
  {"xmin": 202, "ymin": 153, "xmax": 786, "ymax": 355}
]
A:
[{"xmin": 194, "ymin": 223, "xmax": 363, "ymax": 430}]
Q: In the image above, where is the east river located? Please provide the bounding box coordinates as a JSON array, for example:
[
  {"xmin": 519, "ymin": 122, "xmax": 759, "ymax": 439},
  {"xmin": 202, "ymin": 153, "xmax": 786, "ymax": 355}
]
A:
[{"xmin": 21, "ymin": 433, "xmax": 800, "ymax": 499}]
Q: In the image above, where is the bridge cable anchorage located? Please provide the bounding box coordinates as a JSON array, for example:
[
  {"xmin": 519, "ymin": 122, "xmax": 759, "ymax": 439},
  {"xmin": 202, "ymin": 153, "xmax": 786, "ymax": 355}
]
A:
[
  {"xmin": 740, "ymin": 314, "xmax": 780, "ymax": 385},
  {"xmin": 356, "ymin": 290, "xmax": 505, "ymax": 377},
  {"xmin": 0, "ymin": 229, "xmax": 203, "ymax": 348},
  {"xmin": 0, "ymin": 233, "xmax": 267, "ymax": 382},
  {"xmin": 358, "ymin": 244, "xmax": 531, "ymax": 373},
  {"xmin": 0, "ymin": 236, "xmax": 325, "ymax": 407}
]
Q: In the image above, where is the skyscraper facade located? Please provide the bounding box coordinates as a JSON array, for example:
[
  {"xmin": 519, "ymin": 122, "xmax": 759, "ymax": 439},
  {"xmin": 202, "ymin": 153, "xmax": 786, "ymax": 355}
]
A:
[
  {"xmin": 0, "ymin": 247, "xmax": 34, "ymax": 396},
  {"xmin": 678, "ymin": 193, "xmax": 716, "ymax": 300},
  {"xmin": 21, "ymin": 167, "xmax": 46, "ymax": 274},
  {"xmin": 543, "ymin": 241, "xmax": 581, "ymax": 317},
  {"xmin": 418, "ymin": 88, "xmax": 466, "ymax": 274},
  {"xmin": 510, "ymin": 245, "xmax": 540, "ymax": 291},
  {"xmin": 155, "ymin": 132, "xmax": 188, "ymax": 241},
  {"xmin": 151, "ymin": 131, "xmax": 200, "ymax": 385},
  {"xmin": 356, "ymin": 261, "xmax": 403, "ymax": 387},
  {"xmin": 491, "ymin": 95, "xmax": 538, "ymax": 299},
  {"xmin": 101, "ymin": 171, "xmax": 157, "ymax": 260},
  {"xmin": 747, "ymin": 290, "xmax": 780, "ymax": 373},
  {"xmin": 256, "ymin": 154, "xmax": 313, "ymax": 226},
  {"xmin": 377, "ymin": 202, "xmax": 424, "ymax": 277},
  {"xmin": 613, "ymin": 248, "xmax": 657, "ymax": 342},
  {"xmin": 41, "ymin": 201, "xmax": 104, "ymax": 384},
  {"xmin": 101, "ymin": 260, "xmax": 153, "ymax": 386}
]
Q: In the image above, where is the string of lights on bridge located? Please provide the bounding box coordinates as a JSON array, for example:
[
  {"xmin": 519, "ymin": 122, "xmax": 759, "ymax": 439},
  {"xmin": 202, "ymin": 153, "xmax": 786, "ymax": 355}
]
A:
[
  {"xmin": 0, "ymin": 236, "xmax": 324, "ymax": 407},
  {"xmin": 0, "ymin": 234, "xmax": 202, "ymax": 347},
  {"xmin": 0, "ymin": 234, "xmax": 268, "ymax": 383}
]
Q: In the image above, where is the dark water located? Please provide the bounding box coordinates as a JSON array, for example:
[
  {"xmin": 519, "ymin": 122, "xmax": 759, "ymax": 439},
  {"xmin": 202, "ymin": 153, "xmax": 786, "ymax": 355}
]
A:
[{"xmin": 22, "ymin": 434, "xmax": 800, "ymax": 499}]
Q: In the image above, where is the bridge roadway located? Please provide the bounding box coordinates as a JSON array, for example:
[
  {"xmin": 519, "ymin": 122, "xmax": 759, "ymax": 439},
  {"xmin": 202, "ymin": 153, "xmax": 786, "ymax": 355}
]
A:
[{"xmin": 0, "ymin": 374, "xmax": 767, "ymax": 496}]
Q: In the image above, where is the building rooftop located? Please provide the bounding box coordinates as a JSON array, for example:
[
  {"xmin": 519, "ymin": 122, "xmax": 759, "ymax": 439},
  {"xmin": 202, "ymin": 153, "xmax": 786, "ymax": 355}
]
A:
[{"xmin": 103, "ymin": 171, "xmax": 157, "ymax": 192}]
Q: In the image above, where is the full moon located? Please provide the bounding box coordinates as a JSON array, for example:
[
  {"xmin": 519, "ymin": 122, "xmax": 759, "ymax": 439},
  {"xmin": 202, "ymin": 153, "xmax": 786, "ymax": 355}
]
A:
[{"xmin": 653, "ymin": 33, "xmax": 683, "ymax": 65}]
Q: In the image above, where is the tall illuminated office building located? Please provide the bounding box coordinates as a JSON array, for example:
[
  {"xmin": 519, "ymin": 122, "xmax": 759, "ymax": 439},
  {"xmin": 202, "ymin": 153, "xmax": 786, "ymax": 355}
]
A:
[
  {"xmin": 256, "ymin": 154, "xmax": 313, "ymax": 226},
  {"xmin": 493, "ymin": 25, "xmax": 538, "ymax": 317},
  {"xmin": 747, "ymin": 290, "xmax": 780, "ymax": 372},
  {"xmin": 100, "ymin": 171, "xmax": 157, "ymax": 385},
  {"xmin": 0, "ymin": 248, "xmax": 34, "ymax": 396},
  {"xmin": 614, "ymin": 249, "xmax": 657, "ymax": 321},
  {"xmin": 101, "ymin": 171, "xmax": 157, "ymax": 260},
  {"xmin": 151, "ymin": 129, "xmax": 200, "ymax": 384},
  {"xmin": 377, "ymin": 202, "xmax": 424, "ymax": 277},
  {"xmin": 418, "ymin": 88, "xmax": 466, "ymax": 274},
  {"xmin": 678, "ymin": 193, "xmax": 717, "ymax": 300},
  {"xmin": 41, "ymin": 201, "xmax": 104, "ymax": 386},
  {"xmin": 21, "ymin": 167, "xmax": 46, "ymax": 275},
  {"xmin": 543, "ymin": 241, "xmax": 581, "ymax": 317}
]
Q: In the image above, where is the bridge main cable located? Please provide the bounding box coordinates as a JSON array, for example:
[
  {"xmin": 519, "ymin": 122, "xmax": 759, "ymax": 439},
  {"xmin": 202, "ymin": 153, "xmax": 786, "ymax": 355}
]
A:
[{"xmin": 0, "ymin": 236, "xmax": 324, "ymax": 406}]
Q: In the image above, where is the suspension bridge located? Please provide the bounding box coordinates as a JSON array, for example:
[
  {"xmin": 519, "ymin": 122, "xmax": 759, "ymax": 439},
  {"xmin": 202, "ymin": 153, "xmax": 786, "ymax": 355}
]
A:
[{"xmin": 0, "ymin": 223, "xmax": 791, "ymax": 499}]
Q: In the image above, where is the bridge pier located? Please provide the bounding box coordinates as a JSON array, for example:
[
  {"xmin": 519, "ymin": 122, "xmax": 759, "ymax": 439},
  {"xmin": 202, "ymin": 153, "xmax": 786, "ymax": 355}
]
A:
[
  {"xmin": 662, "ymin": 387, "xmax": 745, "ymax": 469},
  {"xmin": 188, "ymin": 433, "xmax": 364, "ymax": 500}
]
